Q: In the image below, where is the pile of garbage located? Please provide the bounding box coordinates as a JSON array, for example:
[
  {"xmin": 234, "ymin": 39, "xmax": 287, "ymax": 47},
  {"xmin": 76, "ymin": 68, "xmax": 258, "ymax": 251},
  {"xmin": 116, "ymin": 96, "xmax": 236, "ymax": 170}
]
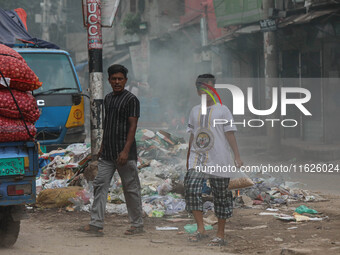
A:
[
  {"xmin": 36, "ymin": 129, "xmax": 189, "ymax": 217},
  {"xmin": 258, "ymin": 205, "xmax": 329, "ymax": 225},
  {"xmin": 235, "ymin": 173, "xmax": 326, "ymax": 207},
  {"xmin": 94, "ymin": 129, "xmax": 188, "ymax": 216},
  {"xmin": 36, "ymin": 143, "xmax": 91, "ymax": 196},
  {"xmin": 136, "ymin": 129, "xmax": 186, "ymax": 157},
  {"xmin": 35, "ymin": 128, "xmax": 326, "ymax": 217}
]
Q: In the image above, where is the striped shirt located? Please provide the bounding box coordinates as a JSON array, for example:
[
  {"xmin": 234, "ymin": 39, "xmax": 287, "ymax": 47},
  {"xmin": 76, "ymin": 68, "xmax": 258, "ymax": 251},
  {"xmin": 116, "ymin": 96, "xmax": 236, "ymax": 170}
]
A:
[{"xmin": 102, "ymin": 89, "xmax": 140, "ymax": 161}]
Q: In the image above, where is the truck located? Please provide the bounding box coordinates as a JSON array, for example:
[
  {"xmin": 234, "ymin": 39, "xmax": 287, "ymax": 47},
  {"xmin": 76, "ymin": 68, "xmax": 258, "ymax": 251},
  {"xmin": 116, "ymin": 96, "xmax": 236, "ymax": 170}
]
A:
[
  {"xmin": 0, "ymin": 7, "xmax": 82, "ymax": 247},
  {"xmin": 0, "ymin": 42, "xmax": 40, "ymax": 247},
  {"xmin": 0, "ymin": 8, "xmax": 86, "ymax": 148},
  {"xmin": 0, "ymin": 142, "xmax": 39, "ymax": 247},
  {"xmin": 16, "ymin": 47, "xmax": 86, "ymax": 147}
]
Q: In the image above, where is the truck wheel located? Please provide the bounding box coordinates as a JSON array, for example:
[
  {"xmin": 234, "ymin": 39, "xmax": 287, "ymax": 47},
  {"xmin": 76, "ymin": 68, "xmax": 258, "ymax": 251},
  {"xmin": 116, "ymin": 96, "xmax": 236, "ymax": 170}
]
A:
[{"xmin": 0, "ymin": 215, "xmax": 20, "ymax": 247}]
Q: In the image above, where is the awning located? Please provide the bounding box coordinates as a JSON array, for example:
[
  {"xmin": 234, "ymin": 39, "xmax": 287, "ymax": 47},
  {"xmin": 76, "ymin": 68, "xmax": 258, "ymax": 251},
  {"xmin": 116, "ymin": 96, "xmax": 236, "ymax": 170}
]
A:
[
  {"xmin": 235, "ymin": 24, "xmax": 261, "ymax": 34},
  {"xmin": 233, "ymin": 8, "xmax": 340, "ymax": 33},
  {"xmin": 204, "ymin": 7, "xmax": 340, "ymax": 46},
  {"xmin": 278, "ymin": 8, "xmax": 340, "ymax": 28},
  {"xmin": 209, "ymin": 25, "xmax": 241, "ymax": 45}
]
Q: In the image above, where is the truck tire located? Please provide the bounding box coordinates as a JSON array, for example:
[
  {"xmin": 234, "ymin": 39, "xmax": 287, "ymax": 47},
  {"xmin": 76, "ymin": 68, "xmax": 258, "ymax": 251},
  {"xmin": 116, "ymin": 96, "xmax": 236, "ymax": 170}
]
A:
[{"xmin": 0, "ymin": 215, "xmax": 20, "ymax": 247}]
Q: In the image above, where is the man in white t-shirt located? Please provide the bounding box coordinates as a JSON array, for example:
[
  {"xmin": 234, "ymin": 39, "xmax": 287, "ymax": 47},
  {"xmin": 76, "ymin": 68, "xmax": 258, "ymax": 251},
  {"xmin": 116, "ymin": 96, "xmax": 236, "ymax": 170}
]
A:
[{"xmin": 185, "ymin": 74, "xmax": 243, "ymax": 246}]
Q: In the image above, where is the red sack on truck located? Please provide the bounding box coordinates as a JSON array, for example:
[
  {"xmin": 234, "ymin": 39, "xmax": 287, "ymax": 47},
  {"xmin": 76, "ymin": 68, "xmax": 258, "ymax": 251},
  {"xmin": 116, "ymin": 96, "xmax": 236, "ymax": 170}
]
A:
[
  {"xmin": 0, "ymin": 89, "xmax": 40, "ymax": 123},
  {"xmin": 0, "ymin": 44, "xmax": 24, "ymax": 61},
  {"xmin": 0, "ymin": 44, "xmax": 42, "ymax": 91},
  {"xmin": 0, "ymin": 116, "xmax": 36, "ymax": 142}
]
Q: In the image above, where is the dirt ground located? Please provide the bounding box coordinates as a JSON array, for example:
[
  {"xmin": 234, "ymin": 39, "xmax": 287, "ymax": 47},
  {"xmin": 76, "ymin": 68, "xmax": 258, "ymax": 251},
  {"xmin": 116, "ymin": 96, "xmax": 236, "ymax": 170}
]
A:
[
  {"xmin": 1, "ymin": 193, "xmax": 340, "ymax": 255},
  {"xmin": 2, "ymin": 142, "xmax": 339, "ymax": 255}
]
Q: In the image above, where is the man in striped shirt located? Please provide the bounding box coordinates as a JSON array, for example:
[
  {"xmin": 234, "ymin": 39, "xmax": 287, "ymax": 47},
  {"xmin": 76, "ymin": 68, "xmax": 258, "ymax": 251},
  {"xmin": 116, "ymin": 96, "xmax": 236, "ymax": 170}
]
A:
[{"xmin": 80, "ymin": 64, "xmax": 143, "ymax": 236}]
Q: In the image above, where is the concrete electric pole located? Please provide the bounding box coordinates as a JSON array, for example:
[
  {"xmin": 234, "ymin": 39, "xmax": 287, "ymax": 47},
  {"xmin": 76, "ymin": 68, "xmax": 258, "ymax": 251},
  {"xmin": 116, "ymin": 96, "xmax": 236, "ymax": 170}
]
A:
[
  {"xmin": 86, "ymin": 0, "xmax": 104, "ymax": 157},
  {"xmin": 263, "ymin": 0, "xmax": 281, "ymax": 153},
  {"xmin": 41, "ymin": 0, "xmax": 50, "ymax": 41}
]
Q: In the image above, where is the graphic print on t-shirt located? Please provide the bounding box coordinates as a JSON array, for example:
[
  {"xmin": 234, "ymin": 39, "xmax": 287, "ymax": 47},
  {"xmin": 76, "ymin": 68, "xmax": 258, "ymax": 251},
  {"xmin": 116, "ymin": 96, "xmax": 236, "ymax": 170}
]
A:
[
  {"xmin": 193, "ymin": 107, "xmax": 213, "ymax": 166},
  {"xmin": 193, "ymin": 128, "xmax": 214, "ymax": 153}
]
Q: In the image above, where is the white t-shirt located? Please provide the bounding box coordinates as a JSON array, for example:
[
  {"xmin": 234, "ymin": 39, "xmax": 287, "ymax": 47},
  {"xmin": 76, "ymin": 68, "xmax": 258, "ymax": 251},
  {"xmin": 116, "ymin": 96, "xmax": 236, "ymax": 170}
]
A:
[{"xmin": 187, "ymin": 104, "xmax": 237, "ymax": 178}]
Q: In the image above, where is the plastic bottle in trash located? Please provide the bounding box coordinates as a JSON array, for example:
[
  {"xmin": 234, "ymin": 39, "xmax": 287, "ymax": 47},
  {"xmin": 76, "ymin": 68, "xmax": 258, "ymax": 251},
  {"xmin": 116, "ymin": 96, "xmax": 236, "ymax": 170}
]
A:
[{"xmin": 152, "ymin": 210, "xmax": 164, "ymax": 217}]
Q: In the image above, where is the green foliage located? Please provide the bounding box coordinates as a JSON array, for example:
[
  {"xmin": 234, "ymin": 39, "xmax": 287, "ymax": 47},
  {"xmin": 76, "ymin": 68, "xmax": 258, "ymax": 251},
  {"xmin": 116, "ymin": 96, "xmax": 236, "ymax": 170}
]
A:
[{"xmin": 122, "ymin": 13, "xmax": 141, "ymax": 35}]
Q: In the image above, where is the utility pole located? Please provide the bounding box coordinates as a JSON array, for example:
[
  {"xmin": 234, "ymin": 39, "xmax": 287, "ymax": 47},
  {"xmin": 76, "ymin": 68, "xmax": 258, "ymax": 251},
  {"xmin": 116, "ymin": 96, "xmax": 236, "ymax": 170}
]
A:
[
  {"xmin": 86, "ymin": 0, "xmax": 104, "ymax": 157},
  {"xmin": 263, "ymin": 0, "xmax": 280, "ymax": 153},
  {"xmin": 41, "ymin": 0, "xmax": 50, "ymax": 41},
  {"xmin": 200, "ymin": 4, "xmax": 208, "ymax": 47}
]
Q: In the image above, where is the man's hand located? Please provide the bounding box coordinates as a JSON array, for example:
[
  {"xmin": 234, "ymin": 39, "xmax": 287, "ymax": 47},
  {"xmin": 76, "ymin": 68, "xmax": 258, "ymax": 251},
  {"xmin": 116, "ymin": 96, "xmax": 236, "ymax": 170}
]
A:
[
  {"xmin": 234, "ymin": 157, "xmax": 244, "ymax": 168},
  {"xmin": 118, "ymin": 116, "xmax": 138, "ymax": 166},
  {"xmin": 92, "ymin": 149, "xmax": 102, "ymax": 161},
  {"xmin": 117, "ymin": 150, "xmax": 129, "ymax": 165}
]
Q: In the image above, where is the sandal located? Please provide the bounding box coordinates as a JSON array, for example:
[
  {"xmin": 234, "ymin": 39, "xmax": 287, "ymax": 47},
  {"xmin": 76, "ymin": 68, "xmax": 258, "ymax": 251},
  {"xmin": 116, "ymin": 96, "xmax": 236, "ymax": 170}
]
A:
[
  {"xmin": 208, "ymin": 237, "xmax": 226, "ymax": 246},
  {"xmin": 78, "ymin": 225, "xmax": 104, "ymax": 236},
  {"xmin": 188, "ymin": 231, "xmax": 209, "ymax": 242},
  {"xmin": 124, "ymin": 226, "xmax": 144, "ymax": 235}
]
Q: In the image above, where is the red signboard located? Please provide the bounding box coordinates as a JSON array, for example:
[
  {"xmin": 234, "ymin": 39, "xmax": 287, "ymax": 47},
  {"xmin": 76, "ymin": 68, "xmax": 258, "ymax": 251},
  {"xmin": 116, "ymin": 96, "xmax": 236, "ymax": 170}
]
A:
[
  {"xmin": 82, "ymin": 0, "xmax": 120, "ymax": 28},
  {"xmin": 86, "ymin": 0, "xmax": 102, "ymax": 50}
]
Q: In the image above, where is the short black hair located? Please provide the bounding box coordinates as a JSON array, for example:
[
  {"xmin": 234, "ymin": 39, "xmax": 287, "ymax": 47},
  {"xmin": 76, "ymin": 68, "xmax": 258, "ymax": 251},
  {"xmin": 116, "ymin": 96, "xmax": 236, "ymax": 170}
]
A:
[
  {"xmin": 107, "ymin": 64, "xmax": 128, "ymax": 78},
  {"xmin": 196, "ymin": 74, "xmax": 215, "ymax": 88}
]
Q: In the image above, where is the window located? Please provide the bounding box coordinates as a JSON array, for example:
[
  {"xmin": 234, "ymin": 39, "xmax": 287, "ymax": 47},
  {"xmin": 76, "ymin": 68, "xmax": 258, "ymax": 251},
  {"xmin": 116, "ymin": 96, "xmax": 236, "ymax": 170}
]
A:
[{"xmin": 21, "ymin": 53, "xmax": 79, "ymax": 94}]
